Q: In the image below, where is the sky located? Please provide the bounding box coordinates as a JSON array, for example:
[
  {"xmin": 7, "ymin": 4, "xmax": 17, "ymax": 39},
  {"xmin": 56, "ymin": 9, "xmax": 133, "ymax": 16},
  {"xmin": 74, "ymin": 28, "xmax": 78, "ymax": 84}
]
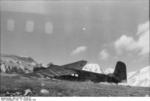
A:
[{"xmin": 0, "ymin": 0, "xmax": 149, "ymax": 72}]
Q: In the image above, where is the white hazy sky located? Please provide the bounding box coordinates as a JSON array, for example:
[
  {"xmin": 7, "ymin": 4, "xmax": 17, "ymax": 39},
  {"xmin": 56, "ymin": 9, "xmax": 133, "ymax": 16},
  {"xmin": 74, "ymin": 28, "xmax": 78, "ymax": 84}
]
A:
[{"xmin": 1, "ymin": 0, "xmax": 149, "ymax": 72}]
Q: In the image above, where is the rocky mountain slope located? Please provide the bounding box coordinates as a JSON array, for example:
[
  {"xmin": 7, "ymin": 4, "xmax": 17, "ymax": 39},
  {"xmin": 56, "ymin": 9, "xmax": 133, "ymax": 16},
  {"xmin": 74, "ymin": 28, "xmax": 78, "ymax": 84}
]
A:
[
  {"xmin": 0, "ymin": 54, "xmax": 39, "ymax": 73},
  {"xmin": 128, "ymin": 66, "xmax": 150, "ymax": 87},
  {"xmin": 104, "ymin": 68, "xmax": 114, "ymax": 74},
  {"xmin": 82, "ymin": 63, "xmax": 104, "ymax": 73}
]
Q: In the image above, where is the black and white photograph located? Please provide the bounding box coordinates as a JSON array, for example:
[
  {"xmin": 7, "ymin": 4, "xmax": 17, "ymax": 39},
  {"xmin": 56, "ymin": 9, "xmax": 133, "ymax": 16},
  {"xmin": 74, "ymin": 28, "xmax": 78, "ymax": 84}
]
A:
[{"xmin": 0, "ymin": 0, "xmax": 149, "ymax": 99}]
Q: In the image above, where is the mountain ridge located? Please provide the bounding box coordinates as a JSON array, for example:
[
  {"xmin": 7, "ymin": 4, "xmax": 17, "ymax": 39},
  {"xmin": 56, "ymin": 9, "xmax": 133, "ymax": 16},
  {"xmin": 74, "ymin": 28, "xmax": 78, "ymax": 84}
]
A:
[
  {"xmin": 82, "ymin": 63, "xmax": 104, "ymax": 73},
  {"xmin": 127, "ymin": 66, "xmax": 150, "ymax": 87},
  {"xmin": 0, "ymin": 54, "xmax": 39, "ymax": 73}
]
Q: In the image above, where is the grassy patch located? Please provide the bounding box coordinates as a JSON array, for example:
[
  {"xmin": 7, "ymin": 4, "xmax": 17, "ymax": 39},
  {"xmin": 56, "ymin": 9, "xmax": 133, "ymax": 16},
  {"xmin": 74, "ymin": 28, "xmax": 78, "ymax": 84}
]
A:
[{"xmin": 0, "ymin": 73, "xmax": 150, "ymax": 96}]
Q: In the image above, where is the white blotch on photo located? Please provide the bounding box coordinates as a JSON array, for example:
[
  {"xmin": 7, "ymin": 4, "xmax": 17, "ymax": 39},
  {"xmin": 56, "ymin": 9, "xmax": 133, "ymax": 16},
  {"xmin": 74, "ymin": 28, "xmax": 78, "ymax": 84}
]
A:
[
  {"xmin": 7, "ymin": 19, "xmax": 15, "ymax": 31},
  {"xmin": 25, "ymin": 20, "xmax": 34, "ymax": 32},
  {"xmin": 82, "ymin": 27, "xmax": 86, "ymax": 31},
  {"xmin": 45, "ymin": 22, "xmax": 53, "ymax": 34}
]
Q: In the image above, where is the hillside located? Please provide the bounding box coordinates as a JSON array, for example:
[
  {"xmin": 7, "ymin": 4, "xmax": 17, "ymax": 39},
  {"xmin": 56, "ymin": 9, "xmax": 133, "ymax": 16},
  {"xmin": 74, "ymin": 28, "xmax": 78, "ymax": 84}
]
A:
[
  {"xmin": 82, "ymin": 63, "xmax": 104, "ymax": 73},
  {"xmin": 128, "ymin": 66, "xmax": 150, "ymax": 87},
  {"xmin": 0, "ymin": 54, "xmax": 39, "ymax": 73}
]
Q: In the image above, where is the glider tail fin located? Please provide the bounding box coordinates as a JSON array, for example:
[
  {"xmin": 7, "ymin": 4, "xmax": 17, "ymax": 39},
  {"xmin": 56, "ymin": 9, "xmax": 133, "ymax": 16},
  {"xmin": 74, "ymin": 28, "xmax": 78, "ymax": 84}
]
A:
[{"xmin": 113, "ymin": 61, "xmax": 127, "ymax": 82}]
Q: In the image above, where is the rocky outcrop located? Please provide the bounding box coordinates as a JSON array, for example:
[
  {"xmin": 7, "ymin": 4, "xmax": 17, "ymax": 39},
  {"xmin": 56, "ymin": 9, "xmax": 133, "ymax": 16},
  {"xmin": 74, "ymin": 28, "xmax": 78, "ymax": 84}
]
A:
[
  {"xmin": 105, "ymin": 68, "xmax": 114, "ymax": 74},
  {"xmin": 0, "ymin": 54, "xmax": 39, "ymax": 73},
  {"xmin": 82, "ymin": 63, "xmax": 104, "ymax": 73},
  {"xmin": 128, "ymin": 66, "xmax": 150, "ymax": 87}
]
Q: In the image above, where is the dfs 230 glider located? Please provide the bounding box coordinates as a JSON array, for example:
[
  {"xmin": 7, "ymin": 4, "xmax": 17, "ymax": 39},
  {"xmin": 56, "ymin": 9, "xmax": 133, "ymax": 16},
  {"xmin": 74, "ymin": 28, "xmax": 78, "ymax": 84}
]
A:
[{"xmin": 32, "ymin": 61, "xmax": 127, "ymax": 84}]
